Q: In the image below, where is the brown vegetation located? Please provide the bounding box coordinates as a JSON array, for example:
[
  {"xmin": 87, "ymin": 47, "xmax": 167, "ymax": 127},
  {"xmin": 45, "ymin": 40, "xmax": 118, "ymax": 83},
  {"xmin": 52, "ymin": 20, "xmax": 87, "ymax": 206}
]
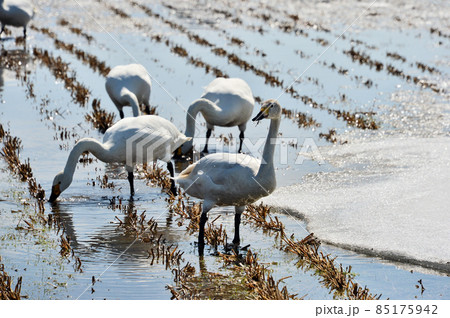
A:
[
  {"xmin": 57, "ymin": 18, "xmax": 94, "ymax": 42},
  {"xmin": 32, "ymin": 48, "xmax": 90, "ymax": 106},
  {"xmin": 0, "ymin": 259, "xmax": 23, "ymax": 300},
  {"xmin": 345, "ymin": 47, "xmax": 441, "ymax": 93},
  {"xmin": 85, "ymin": 99, "xmax": 116, "ymax": 133},
  {"xmin": 31, "ymin": 26, "xmax": 110, "ymax": 76},
  {"xmin": 282, "ymin": 108, "xmax": 321, "ymax": 128}
]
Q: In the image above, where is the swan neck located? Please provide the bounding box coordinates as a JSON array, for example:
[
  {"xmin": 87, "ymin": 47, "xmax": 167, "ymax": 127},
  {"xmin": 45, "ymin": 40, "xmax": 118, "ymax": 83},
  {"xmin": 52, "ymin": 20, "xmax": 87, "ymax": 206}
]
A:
[
  {"xmin": 185, "ymin": 99, "xmax": 216, "ymax": 137},
  {"xmin": 256, "ymin": 118, "xmax": 280, "ymax": 179},
  {"xmin": 123, "ymin": 92, "xmax": 140, "ymax": 117},
  {"xmin": 63, "ymin": 138, "xmax": 109, "ymax": 178}
]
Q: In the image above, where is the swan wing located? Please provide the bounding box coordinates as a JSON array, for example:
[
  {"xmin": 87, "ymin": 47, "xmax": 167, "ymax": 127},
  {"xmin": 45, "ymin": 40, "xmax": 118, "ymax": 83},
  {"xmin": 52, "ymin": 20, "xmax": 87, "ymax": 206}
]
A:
[
  {"xmin": 106, "ymin": 64, "xmax": 151, "ymax": 103},
  {"xmin": 177, "ymin": 153, "xmax": 260, "ymax": 200},
  {"xmin": 202, "ymin": 78, "xmax": 254, "ymax": 105},
  {"xmin": 103, "ymin": 116, "xmax": 189, "ymax": 163},
  {"xmin": 200, "ymin": 78, "xmax": 254, "ymax": 126}
]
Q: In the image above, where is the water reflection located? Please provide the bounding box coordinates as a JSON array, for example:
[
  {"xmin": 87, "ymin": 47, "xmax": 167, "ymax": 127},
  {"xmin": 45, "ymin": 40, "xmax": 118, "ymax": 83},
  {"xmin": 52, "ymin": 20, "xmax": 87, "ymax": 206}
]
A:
[
  {"xmin": 48, "ymin": 195, "xmax": 187, "ymax": 263},
  {"xmin": 0, "ymin": 48, "xmax": 31, "ymax": 93},
  {"xmin": 49, "ymin": 200, "xmax": 80, "ymax": 248}
]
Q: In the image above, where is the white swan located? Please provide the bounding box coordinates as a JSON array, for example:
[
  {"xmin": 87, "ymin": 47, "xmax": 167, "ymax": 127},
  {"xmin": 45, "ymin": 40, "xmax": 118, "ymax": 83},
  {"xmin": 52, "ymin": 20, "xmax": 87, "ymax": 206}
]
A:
[
  {"xmin": 49, "ymin": 115, "xmax": 191, "ymax": 202},
  {"xmin": 177, "ymin": 99, "xmax": 281, "ymax": 252},
  {"xmin": 105, "ymin": 64, "xmax": 152, "ymax": 119},
  {"xmin": 0, "ymin": 0, "xmax": 34, "ymax": 38},
  {"xmin": 179, "ymin": 77, "xmax": 254, "ymax": 155}
]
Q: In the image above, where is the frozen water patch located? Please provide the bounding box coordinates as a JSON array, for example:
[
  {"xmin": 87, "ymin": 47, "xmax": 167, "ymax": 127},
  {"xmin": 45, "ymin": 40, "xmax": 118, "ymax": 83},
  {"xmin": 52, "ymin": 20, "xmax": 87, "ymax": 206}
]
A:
[{"xmin": 263, "ymin": 136, "xmax": 450, "ymax": 269}]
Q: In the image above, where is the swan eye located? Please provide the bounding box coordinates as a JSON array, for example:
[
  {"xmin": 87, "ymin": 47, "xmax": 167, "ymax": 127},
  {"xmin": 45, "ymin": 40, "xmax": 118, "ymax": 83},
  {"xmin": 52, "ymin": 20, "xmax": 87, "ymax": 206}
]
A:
[{"xmin": 58, "ymin": 181, "xmax": 61, "ymax": 184}]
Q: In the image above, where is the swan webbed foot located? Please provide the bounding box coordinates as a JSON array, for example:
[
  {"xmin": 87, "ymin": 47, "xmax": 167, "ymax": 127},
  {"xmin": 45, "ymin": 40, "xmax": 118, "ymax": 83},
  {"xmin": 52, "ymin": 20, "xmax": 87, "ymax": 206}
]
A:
[
  {"xmin": 224, "ymin": 242, "xmax": 249, "ymax": 254},
  {"xmin": 224, "ymin": 242, "xmax": 238, "ymax": 252},
  {"xmin": 240, "ymin": 244, "xmax": 250, "ymax": 251}
]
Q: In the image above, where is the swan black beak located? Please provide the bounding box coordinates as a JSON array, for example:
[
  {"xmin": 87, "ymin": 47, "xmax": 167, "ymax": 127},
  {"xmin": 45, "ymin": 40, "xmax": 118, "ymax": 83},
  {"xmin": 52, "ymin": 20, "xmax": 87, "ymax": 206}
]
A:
[
  {"xmin": 252, "ymin": 110, "xmax": 267, "ymax": 122},
  {"xmin": 48, "ymin": 185, "xmax": 61, "ymax": 202},
  {"xmin": 172, "ymin": 146, "xmax": 183, "ymax": 160}
]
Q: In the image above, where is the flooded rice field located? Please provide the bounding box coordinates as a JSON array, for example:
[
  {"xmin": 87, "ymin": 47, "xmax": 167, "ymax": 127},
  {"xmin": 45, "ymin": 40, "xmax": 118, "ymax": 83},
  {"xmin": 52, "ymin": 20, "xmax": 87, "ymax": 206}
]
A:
[{"xmin": 1, "ymin": 0, "xmax": 449, "ymax": 300}]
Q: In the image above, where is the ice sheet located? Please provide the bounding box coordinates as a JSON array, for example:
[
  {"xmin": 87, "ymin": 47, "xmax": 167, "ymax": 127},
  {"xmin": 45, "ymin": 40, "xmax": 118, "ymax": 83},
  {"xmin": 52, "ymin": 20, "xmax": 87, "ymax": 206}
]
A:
[{"xmin": 263, "ymin": 136, "xmax": 450, "ymax": 265}]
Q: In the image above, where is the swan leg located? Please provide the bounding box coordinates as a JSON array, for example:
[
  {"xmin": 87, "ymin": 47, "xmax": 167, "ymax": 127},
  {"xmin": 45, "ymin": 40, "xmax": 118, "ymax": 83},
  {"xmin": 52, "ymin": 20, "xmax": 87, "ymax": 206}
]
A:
[
  {"xmin": 233, "ymin": 206, "xmax": 245, "ymax": 245},
  {"xmin": 198, "ymin": 201, "xmax": 214, "ymax": 255},
  {"xmin": 126, "ymin": 166, "xmax": 135, "ymax": 196},
  {"xmin": 202, "ymin": 129, "xmax": 212, "ymax": 153},
  {"xmin": 0, "ymin": 24, "xmax": 4, "ymax": 37},
  {"xmin": 23, "ymin": 27, "xmax": 27, "ymax": 39},
  {"xmin": 166, "ymin": 161, "xmax": 177, "ymax": 196},
  {"xmin": 238, "ymin": 131, "xmax": 245, "ymax": 153},
  {"xmin": 119, "ymin": 109, "xmax": 125, "ymax": 119}
]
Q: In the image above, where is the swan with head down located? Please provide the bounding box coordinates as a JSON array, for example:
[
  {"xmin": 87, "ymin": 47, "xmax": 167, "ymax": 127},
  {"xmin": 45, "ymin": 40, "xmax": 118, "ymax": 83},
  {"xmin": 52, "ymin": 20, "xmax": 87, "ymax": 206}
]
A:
[
  {"xmin": 49, "ymin": 115, "xmax": 191, "ymax": 202},
  {"xmin": 105, "ymin": 64, "xmax": 152, "ymax": 119}
]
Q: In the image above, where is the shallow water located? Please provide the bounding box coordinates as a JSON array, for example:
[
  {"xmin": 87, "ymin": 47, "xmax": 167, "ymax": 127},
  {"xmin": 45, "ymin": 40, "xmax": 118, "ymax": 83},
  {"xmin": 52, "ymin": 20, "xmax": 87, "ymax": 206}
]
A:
[{"xmin": 0, "ymin": 0, "xmax": 449, "ymax": 299}]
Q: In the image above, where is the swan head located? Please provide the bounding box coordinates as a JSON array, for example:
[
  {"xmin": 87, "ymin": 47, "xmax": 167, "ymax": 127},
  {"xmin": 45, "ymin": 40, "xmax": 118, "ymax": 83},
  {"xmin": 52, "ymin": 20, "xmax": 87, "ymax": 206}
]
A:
[
  {"xmin": 252, "ymin": 99, "xmax": 282, "ymax": 122},
  {"xmin": 49, "ymin": 171, "xmax": 72, "ymax": 202},
  {"xmin": 177, "ymin": 138, "xmax": 194, "ymax": 157}
]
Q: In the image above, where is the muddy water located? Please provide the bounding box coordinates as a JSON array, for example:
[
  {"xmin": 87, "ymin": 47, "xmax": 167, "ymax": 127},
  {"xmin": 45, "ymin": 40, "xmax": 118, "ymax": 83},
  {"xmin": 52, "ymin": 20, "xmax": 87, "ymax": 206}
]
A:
[{"xmin": 0, "ymin": 0, "xmax": 449, "ymax": 299}]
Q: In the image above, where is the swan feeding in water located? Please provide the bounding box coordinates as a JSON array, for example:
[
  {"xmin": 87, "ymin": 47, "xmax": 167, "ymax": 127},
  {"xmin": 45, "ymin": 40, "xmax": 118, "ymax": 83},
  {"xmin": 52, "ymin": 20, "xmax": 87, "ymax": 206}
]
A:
[
  {"xmin": 49, "ymin": 115, "xmax": 191, "ymax": 202},
  {"xmin": 177, "ymin": 99, "xmax": 281, "ymax": 253},
  {"xmin": 105, "ymin": 64, "xmax": 152, "ymax": 119},
  {"xmin": 178, "ymin": 77, "xmax": 254, "ymax": 156},
  {"xmin": 0, "ymin": 0, "xmax": 34, "ymax": 39}
]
